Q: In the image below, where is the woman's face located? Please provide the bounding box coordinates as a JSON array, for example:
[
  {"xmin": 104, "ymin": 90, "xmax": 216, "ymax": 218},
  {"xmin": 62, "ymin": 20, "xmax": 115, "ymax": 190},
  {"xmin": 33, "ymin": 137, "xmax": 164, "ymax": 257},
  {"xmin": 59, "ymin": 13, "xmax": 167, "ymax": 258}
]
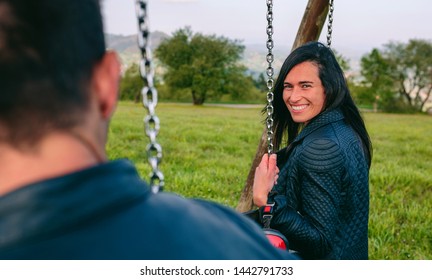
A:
[{"xmin": 282, "ymin": 61, "xmax": 326, "ymax": 124}]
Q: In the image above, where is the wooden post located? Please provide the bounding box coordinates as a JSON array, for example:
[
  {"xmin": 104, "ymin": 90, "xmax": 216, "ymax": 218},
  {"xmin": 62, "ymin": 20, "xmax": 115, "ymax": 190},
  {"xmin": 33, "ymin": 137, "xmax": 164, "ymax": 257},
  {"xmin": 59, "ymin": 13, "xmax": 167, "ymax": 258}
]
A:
[
  {"xmin": 236, "ymin": 0, "xmax": 330, "ymax": 213},
  {"xmin": 292, "ymin": 0, "xmax": 330, "ymax": 50}
]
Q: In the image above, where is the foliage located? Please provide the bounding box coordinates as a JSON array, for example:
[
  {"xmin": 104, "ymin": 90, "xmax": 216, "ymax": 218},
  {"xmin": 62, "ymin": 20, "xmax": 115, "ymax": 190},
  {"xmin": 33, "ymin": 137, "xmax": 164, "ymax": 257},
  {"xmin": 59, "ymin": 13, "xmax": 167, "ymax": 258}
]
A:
[
  {"xmin": 155, "ymin": 27, "xmax": 256, "ymax": 105},
  {"xmin": 119, "ymin": 63, "xmax": 141, "ymax": 102},
  {"xmin": 119, "ymin": 62, "xmax": 173, "ymax": 103},
  {"xmin": 252, "ymin": 73, "xmax": 268, "ymax": 93},
  {"xmin": 333, "ymin": 49, "xmax": 351, "ymax": 73},
  {"xmin": 333, "ymin": 50, "xmax": 367, "ymax": 108},
  {"xmin": 360, "ymin": 39, "xmax": 432, "ymax": 113},
  {"xmin": 118, "ymin": 63, "xmax": 264, "ymax": 104},
  {"xmin": 108, "ymin": 102, "xmax": 432, "ymax": 260}
]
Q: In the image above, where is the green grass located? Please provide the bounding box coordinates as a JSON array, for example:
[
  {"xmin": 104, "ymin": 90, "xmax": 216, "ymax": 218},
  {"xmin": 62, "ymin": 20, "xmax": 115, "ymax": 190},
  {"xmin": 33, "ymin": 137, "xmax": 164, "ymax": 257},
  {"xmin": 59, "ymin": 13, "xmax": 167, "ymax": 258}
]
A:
[
  {"xmin": 366, "ymin": 113, "xmax": 432, "ymax": 259},
  {"xmin": 108, "ymin": 101, "xmax": 432, "ymax": 260}
]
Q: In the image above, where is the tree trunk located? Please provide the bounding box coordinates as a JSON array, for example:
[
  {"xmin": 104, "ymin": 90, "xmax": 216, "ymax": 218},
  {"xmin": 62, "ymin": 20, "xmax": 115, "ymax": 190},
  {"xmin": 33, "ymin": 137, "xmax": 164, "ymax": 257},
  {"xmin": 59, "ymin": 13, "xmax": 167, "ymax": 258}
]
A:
[
  {"xmin": 192, "ymin": 90, "xmax": 205, "ymax": 105},
  {"xmin": 236, "ymin": 0, "xmax": 331, "ymax": 213},
  {"xmin": 292, "ymin": 0, "xmax": 330, "ymax": 50}
]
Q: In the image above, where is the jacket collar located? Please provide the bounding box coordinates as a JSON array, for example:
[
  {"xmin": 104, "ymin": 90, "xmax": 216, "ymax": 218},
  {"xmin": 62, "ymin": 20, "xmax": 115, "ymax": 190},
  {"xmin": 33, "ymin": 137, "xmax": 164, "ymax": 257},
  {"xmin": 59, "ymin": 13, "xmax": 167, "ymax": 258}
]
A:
[
  {"xmin": 0, "ymin": 160, "xmax": 150, "ymax": 248},
  {"xmin": 293, "ymin": 109, "xmax": 345, "ymax": 144}
]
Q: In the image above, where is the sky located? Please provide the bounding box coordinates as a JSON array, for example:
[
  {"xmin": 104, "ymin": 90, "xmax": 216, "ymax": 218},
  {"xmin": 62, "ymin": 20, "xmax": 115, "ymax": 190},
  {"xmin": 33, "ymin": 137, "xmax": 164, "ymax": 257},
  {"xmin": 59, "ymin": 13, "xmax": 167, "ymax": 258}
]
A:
[{"xmin": 101, "ymin": 0, "xmax": 431, "ymax": 55}]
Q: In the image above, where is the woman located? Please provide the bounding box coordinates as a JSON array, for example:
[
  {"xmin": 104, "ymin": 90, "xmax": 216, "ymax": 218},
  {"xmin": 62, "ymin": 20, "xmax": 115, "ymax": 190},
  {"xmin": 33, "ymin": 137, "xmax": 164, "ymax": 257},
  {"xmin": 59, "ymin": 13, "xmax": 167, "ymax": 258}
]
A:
[{"xmin": 253, "ymin": 42, "xmax": 372, "ymax": 259}]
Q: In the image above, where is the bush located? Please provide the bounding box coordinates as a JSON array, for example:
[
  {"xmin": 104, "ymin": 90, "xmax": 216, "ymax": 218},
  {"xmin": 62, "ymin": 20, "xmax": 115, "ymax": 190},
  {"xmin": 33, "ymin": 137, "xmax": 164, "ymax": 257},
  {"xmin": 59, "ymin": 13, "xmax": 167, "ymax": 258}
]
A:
[{"xmin": 119, "ymin": 63, "xmax": 141, "ymax": 102}]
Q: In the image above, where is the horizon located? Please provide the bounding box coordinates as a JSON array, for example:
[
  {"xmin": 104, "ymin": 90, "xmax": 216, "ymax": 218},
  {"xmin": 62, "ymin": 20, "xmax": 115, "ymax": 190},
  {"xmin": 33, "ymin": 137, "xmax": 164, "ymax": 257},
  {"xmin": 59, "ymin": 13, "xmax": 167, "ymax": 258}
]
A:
[
  {"xmin": 102, "ymin": 0, "xmax": 432, "ymax": 56},
  {"xmin": 106, "ymin": 30, "xmax": 368, "ymax": 76}
]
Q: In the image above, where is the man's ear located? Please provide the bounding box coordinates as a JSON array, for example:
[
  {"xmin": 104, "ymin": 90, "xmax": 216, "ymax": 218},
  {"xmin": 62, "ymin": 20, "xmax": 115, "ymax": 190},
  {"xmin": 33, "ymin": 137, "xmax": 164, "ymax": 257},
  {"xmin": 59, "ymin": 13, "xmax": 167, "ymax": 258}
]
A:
[{"xmin": 91, "ymin": 50, "xmax": 121, "ymax": 119}]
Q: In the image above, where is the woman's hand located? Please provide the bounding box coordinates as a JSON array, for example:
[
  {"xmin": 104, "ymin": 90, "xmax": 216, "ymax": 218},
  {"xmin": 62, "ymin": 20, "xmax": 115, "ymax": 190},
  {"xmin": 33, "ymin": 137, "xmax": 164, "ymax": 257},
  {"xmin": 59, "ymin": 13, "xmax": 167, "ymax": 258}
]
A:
[{"xmin": 253, "ymin": 153, "xmax": 279, "ymax": 207}]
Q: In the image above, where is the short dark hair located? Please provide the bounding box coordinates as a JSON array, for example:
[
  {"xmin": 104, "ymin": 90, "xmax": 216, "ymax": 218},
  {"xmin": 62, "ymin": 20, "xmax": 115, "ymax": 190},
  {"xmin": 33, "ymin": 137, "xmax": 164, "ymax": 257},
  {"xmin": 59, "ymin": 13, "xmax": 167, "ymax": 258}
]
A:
[
  {"xmin": 272, "ymin": 41, "xmax": 372, "ymax": 167},
  {"xmin": 0, "ymin": 0, "xmax": 106, "ymax": 148}
]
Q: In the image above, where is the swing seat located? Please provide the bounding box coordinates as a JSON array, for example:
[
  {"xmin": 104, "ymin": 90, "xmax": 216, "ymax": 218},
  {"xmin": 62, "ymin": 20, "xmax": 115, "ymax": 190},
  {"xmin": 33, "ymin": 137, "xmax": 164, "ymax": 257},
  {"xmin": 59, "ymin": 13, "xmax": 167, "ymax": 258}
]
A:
[
  {"xmin": 243, "ymin": 209, "xmax": 289, "ymax": 250},
  {"xmin": 263, "ymin": 229, "xmax": 289, "ymax": 250}
]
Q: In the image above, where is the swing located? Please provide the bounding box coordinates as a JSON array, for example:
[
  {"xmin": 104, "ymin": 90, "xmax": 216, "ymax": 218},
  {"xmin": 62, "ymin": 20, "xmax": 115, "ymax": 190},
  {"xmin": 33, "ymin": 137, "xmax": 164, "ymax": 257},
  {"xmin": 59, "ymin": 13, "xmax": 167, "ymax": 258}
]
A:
[
  {"xmin": 136, "ymin": 0, "xmax": 164, "ymax": 194},
  {"xmin": 258, "ymin": 0, "xmax": 334, "ymax": 250},
  {"xmin": 134, "ymin": 0, "xmax": 334, "ymax": 250}
]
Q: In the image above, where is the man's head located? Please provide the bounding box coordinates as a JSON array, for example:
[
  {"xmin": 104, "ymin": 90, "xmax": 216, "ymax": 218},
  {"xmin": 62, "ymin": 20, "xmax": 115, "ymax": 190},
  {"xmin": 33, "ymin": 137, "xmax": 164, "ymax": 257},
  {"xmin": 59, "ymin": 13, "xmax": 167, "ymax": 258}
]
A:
[{"xmin": 0, "ymin": 0, "xmax": 119, "ymax": 150}]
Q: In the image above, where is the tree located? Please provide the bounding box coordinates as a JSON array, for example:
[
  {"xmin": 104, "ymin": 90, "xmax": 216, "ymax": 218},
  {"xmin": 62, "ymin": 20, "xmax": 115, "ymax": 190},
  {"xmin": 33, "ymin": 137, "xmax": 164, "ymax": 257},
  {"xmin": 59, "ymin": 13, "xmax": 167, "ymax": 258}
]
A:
[
  {"xmin": 155, "ymin": 27, "xmax": 248, "ymax": 105},
  {"xmin": 119, "ymin": 63, "xmax": 141, "ymax": 102},
  {"xmin": 359, "ymin": 49, "xmax": 395, "ymax": 110},
  {"xmin": 360, "ymin": 39, "xmax": 432, "ymax": 113},
  {"xmin": 251, "ymin": 73, "xmax": 269, "ymax": 93},
  {"xmin": 333, "ymin": 49, "xmax": 350, "ymax": 73}
]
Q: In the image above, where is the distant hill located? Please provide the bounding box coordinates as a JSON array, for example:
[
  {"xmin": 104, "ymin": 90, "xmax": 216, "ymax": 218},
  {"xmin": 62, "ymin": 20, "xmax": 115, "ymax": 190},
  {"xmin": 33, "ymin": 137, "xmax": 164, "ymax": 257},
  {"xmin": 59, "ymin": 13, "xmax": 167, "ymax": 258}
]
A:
[
  {"xmin": 106, "ymin": 31, "xmax": 290, "ymax": 76},
  {"xmin": 106, "ymin": 31, "xmax": 169, "ymax": 53},
  {"xmin": 106, "ymin": 31, "xmax": 363, "ymax": 75},
  {"xmin": 105, "ymin": 31, "xmax": 169, "ymax": 68}
]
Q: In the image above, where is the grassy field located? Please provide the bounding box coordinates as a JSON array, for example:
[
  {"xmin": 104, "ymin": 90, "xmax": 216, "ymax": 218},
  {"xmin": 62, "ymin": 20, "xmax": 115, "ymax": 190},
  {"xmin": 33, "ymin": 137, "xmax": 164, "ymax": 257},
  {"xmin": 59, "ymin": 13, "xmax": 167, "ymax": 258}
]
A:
[{"xmin": 107, "ymin": 101, "xmax": 432, "ymax": 260}]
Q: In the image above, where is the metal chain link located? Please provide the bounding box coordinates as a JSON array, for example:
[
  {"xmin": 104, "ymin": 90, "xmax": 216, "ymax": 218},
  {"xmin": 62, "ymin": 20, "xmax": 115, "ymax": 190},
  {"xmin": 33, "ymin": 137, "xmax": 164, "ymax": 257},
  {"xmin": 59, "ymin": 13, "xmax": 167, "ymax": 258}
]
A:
[
  {"xmin": 327, "ymin": 0, "xmax": 334, "ymax": 48},
  {"xmin": 135, "ymin": 0, "xmax": 164, "ymax": 193},
  {"xmin": 265, "ymin": 0, "xmax": 275, "ymax": 155}
]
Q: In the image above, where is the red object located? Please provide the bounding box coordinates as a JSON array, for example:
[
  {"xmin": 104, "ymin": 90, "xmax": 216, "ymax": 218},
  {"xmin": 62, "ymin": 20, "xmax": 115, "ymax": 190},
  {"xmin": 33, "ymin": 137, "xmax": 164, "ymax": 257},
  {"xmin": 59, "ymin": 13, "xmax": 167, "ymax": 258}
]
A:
[{"xmin": 264, "ymin": 229, "xmax": 289, "ymax": 250}]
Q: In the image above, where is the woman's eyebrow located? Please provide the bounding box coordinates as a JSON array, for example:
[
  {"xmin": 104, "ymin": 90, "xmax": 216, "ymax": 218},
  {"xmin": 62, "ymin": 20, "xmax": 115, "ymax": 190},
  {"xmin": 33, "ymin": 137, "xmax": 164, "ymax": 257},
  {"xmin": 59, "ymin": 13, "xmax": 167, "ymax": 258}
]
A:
[{"xmin": 284, "ymin": 80, "xmax": 314, "ymax": 85}]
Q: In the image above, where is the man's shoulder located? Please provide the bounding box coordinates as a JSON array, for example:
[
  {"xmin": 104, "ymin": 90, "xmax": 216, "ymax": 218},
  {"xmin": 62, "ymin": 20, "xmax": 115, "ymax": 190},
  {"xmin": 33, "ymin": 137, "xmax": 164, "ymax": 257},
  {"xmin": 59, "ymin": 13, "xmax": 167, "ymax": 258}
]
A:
[
  {"xmin": 0, "ymin": 160, "xmax": 296, "ymax": 260},
  {"xmin": 143, "ymin": 192, "xmax": 265, "ymax": 239},
  {"xmin": 132, "ymin": 192, "xmax": 296, "ymax": 259}
]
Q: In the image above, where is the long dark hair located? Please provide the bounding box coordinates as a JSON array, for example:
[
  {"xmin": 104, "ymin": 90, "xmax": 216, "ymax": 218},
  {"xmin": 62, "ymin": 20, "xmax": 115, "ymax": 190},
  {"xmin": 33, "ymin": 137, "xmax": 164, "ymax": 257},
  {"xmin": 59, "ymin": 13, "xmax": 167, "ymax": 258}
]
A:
[{"xmin": 272, "ymin": 41, "xmax": 372, "ymax": 167}]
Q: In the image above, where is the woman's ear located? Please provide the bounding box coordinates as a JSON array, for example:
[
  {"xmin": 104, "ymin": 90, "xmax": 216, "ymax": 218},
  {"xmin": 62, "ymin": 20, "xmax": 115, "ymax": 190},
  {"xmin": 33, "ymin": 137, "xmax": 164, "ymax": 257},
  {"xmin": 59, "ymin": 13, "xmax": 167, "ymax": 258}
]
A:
[{"xmin": 90, "ymin": 50, "xmax": 121, "ymax": 119}]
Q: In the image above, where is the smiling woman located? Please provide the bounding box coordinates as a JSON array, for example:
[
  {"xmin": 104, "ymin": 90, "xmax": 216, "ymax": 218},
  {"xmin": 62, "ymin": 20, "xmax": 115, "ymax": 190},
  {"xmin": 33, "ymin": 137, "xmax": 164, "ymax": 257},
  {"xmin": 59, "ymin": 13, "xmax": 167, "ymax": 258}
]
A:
[
  {"xmin": 282, "ymin": 61, "xmax": 326, "ymax": 124},
  {"xmin": 252, "ymin": 41, "xmax": 373, "ymax": 260}
]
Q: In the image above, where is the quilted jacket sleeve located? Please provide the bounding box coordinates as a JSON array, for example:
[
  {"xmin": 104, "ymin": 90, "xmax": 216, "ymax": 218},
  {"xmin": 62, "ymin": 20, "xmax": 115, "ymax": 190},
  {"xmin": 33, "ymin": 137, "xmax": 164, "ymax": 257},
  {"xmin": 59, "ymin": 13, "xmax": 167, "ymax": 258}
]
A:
[{"xmin": 270, "ymin": 138, "xmax": 345, "ymax": 259}]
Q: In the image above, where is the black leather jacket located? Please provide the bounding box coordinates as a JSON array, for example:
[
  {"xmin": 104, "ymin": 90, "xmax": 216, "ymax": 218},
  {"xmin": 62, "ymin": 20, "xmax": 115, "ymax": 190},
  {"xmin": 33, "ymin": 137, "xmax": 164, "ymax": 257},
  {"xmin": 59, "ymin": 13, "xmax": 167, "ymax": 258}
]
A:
[
  {"xmin": 0, "ymin": 160, "xmax": 295, "ymax": 260},
  {"xmin": 269, "ymin": 109, "xmax": 369, "ymax": 259}
]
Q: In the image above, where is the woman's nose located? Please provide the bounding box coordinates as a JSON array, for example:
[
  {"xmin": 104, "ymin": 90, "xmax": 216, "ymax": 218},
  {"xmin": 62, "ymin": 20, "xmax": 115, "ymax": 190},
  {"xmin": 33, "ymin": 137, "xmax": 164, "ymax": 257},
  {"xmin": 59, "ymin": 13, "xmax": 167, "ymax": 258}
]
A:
[{"xmin": 288, "ymin": 88, "xmax": 302, "ymax": 103}]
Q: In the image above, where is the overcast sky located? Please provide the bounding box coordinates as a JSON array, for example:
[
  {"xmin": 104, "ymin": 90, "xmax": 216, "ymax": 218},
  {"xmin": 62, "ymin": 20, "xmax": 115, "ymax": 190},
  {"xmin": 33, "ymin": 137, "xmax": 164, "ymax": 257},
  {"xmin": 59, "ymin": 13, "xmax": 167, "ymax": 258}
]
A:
[{"xmin": 102, "ymin": 0, "xmax": 431, "ymax": 54}]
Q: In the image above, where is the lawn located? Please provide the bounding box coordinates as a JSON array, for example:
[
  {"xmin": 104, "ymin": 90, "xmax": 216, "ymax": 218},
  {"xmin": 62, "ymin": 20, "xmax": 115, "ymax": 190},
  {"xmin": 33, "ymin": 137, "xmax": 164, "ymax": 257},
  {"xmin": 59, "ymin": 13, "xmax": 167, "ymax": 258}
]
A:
[{"xmin": 107, "ymin": 101, "xmax": 432, "ymax": 260}]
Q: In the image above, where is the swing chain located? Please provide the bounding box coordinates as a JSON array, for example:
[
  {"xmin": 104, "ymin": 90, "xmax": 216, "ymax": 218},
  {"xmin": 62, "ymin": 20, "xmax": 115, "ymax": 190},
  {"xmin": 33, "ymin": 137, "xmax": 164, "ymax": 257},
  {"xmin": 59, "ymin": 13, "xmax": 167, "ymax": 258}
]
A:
[
  {"xmin": 265, "ymin": 0, "xmax": 275, "ymax": 155},
  {"xmin": 327, "ymin": 0, "xmax": 334, "ymax": 48},
  {"xmin": 136, "ymin": 0, "xmax": 164, "ymax": 193}
]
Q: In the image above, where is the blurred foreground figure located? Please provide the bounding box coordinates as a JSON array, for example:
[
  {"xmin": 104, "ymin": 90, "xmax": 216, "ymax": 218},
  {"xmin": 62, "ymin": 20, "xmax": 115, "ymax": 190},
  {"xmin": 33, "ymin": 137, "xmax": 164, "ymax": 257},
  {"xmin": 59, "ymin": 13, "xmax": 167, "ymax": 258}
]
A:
[{"xmin": 0, "ymin": 0, "xmax": 296, "ymax": 260}]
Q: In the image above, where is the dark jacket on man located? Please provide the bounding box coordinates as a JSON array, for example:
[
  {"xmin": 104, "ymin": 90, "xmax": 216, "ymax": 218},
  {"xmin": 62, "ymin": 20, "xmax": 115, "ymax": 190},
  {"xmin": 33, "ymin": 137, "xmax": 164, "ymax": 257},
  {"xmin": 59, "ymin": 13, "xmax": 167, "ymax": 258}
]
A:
[{"xmin": 0, "ymin": 160, "xmax": 295, "ymax": 260}]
